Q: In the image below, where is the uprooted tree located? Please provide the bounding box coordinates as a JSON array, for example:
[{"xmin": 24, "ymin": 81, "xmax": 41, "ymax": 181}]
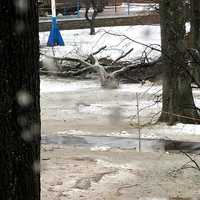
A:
[
  {"xmin": 41, "ymin": 44, "xmax": 162, "ymax": 89},
  {"xmin": 41, "ymin": 47, "xmax": 132, "ymax": 89}
]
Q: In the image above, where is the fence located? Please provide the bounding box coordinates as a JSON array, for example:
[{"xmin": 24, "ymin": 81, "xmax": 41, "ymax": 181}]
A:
[{"xmin": 39, "ymin": 0, "xmax": 158, "ymax": 17}]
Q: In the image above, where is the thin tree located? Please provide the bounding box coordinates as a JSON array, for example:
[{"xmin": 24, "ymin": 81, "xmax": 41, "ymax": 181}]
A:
[
  {"xmin": 159, "ymin": 0, "xmax": 199, "ymax": 124},
  {"xmin": 0, "ymin": 0, "xmax": 40, "ymax": 199},
  {"xmin": 84, "ymin": 0, "xmax": 99, "ymax": 35}
]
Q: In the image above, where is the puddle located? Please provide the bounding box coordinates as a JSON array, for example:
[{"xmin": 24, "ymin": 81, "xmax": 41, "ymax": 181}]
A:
[{"xmin": 42, "ymin": 134, "xmax": 200, "ymax": 153}]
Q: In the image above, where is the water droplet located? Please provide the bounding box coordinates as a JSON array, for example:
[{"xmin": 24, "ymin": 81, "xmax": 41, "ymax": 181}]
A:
[
  {"xmin": 17, "ymin": 115, "xmax": 28, "ymax": 127},
  {"xmin": 21, "ymin": 130, "xmax": 33, "ymax": 141},
  {"xmin": 15, "ymin": 20, "xmax": 25, "ymax": 34},
  {"xmin": 16, "ymin": 90, "xmax": 33, "ymax": 107},
  {"xmin": 33, "ymin": 160, "xmax": 40, "ymax": 173},
  {"xmin": 30, "ymin": 124, "xmax": 40, "ymax": 136},
  {"xmin": 15, "ymin": 0, "xmax": 28, "ymax": 13}
]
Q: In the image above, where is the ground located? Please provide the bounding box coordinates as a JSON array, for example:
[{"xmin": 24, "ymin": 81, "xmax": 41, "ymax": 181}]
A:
[
  {"xmin": 41, "ymin": 76, "xmax": 200, "ymax": 200},
  {"xmin": 41, "ymin": 146, "xmax": 200, "ymax": 200},
  {"xmin": 40, "ymin": 20, "xmax": 198, "ymax": 200}
]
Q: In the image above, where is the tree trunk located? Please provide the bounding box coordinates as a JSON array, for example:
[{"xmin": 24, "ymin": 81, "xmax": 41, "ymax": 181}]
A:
[
  {"xmin": 159, "ymin": 0, "xmax": 199, "ymax": 125},
  {"xmin": 190, "ymin": 0, "xmax": 200, "ymax": 84},
  {"xmin": 0, "ymin": 0, "xmax": 40, "ymax": 199},
  {"xmin": 85, "ymin": 0, "xmax": 98, "ymax": 35},
  {"xmin": 191, "ymin": 0, "xmax": 200, "ymax": 50}
]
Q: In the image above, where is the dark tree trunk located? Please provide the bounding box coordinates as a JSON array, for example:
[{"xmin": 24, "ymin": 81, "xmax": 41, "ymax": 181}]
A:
[
  {"xmin": 0, "ymin": 0, "xmax": 40, "ymax": 199},
  {"xmin": 159, "ymin": 0, "xmax": 199, "ymax": 125},
  {"xmin": 84, "ymin": 0, "xmax": 98, "ymax": 35},
  {"xmin": 190, "ymin": 0, "xmax": 200, "ymax": 83},
  {"xmin": 191, "ymin": 0, "xmax": 200, "ymax": 50}
]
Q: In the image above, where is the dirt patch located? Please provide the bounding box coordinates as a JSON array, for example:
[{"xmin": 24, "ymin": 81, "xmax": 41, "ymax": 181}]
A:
[{"xmin": 41, "ymin": 146, "xmax": 200, "ymax": 200}]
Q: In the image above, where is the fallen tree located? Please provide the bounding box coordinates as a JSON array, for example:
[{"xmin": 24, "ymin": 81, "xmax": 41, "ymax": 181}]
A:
[
  {"xmin": 40, "ymin": 26, "xmax": 200, "ymax": 89},
  {"xmin": 40, "ymin": 46, "xmax": 162, "ymax": 88}
]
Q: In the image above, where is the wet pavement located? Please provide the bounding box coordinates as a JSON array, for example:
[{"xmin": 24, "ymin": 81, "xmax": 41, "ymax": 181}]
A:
[{"xmin": 42, "ymin": 134, "xmax": 200, "ymax": 154}]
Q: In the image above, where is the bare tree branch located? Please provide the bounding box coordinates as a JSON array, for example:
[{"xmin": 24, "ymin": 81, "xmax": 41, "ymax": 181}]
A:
[{"xmin": 112, "ymin": 48, "xmax": 134, "ymax": 64}]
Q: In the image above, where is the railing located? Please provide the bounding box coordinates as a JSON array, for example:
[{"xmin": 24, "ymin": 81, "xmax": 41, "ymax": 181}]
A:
[{"xmin": 39, "ymin": 1, "xmax": 158, "ymax": 18}]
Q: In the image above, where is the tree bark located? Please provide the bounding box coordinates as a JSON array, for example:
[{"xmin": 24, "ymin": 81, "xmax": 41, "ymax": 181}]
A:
[
  {"xmin": 191, "ymin": 0, "xmax": 200, "ymax": 50},
  {"xmin": 159, "ymin": 0, "xmax": 199, "ymax": 124},
  {"xmin": 190, "ymin": 0, "xmax": 200, "ymax": 84},
  {"xmin": 85, "ymin": 0, "xmax": 98, "ymax": 35},
  {"xmin": 0, "ymin": 0, "xmax": 40, "ymax": 199}
]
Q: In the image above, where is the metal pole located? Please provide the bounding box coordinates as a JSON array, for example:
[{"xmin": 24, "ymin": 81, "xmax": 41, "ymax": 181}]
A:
[
  {"xmin": 64, "ymin": 0, "xmax": 67, "ymax": 16},
  {"xmin": 136, "ymin": 93, "xmax": 141, "ymax": 152},
  {"xmin": 51, "ymin": 0, "xmax": 56, "ymax": 17},
  {"xmin": 115, "ymin": 0, "xmax": 117, "ymax": 14},
  {"xmin": 127, "ymin": 0, "xmax": 130, "ymax": 15},
  {"xmin": 76, "ymin": 0, "xmax": 80, "ymax": 17}
]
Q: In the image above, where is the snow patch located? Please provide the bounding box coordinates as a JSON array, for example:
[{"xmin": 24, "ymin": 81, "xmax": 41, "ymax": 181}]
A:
[
  {"xmin": 40, "ymin": 25, "xmax": 161, "ymax": 61},
  {"xmin": 91, "ymin": 146, "xmax": 111, "ymax": 151}
]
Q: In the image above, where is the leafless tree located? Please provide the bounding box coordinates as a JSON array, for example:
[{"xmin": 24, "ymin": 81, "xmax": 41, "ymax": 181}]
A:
[{"xmin": 83, "ymin": 0, "xmax": 104, "ymax": 35}]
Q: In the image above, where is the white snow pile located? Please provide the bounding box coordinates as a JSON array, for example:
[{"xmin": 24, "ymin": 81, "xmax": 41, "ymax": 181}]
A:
[{"xmin": 40, "ymin": 25, "xmax": 161, "ymax": 62}]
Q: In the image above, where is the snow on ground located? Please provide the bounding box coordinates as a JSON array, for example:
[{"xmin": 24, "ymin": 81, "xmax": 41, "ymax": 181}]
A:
[
  {"xmin": 40, "ymin": 76, "xmax": 161, "ymax": 94},
  {"xmin": 40, "ymin": 25, "xmax": 161, "ymax": 63},
  {"xmin": 40, "ymin": 24, "xmax": 200, "ymax": 142},
  {"xmin": 120, "ymin": 3, "xmax": 158, "ymax": 12},
  {"xmin": 40, "ymin": 17, "xmax": 200, "ymax": 200},
  {"xmin": 40, "ymin": 78, "xmax": 98, "ymax": 93},
  {"xmin": 41, "ymin": 76, "xmax": 200, "ymax": 142}
]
